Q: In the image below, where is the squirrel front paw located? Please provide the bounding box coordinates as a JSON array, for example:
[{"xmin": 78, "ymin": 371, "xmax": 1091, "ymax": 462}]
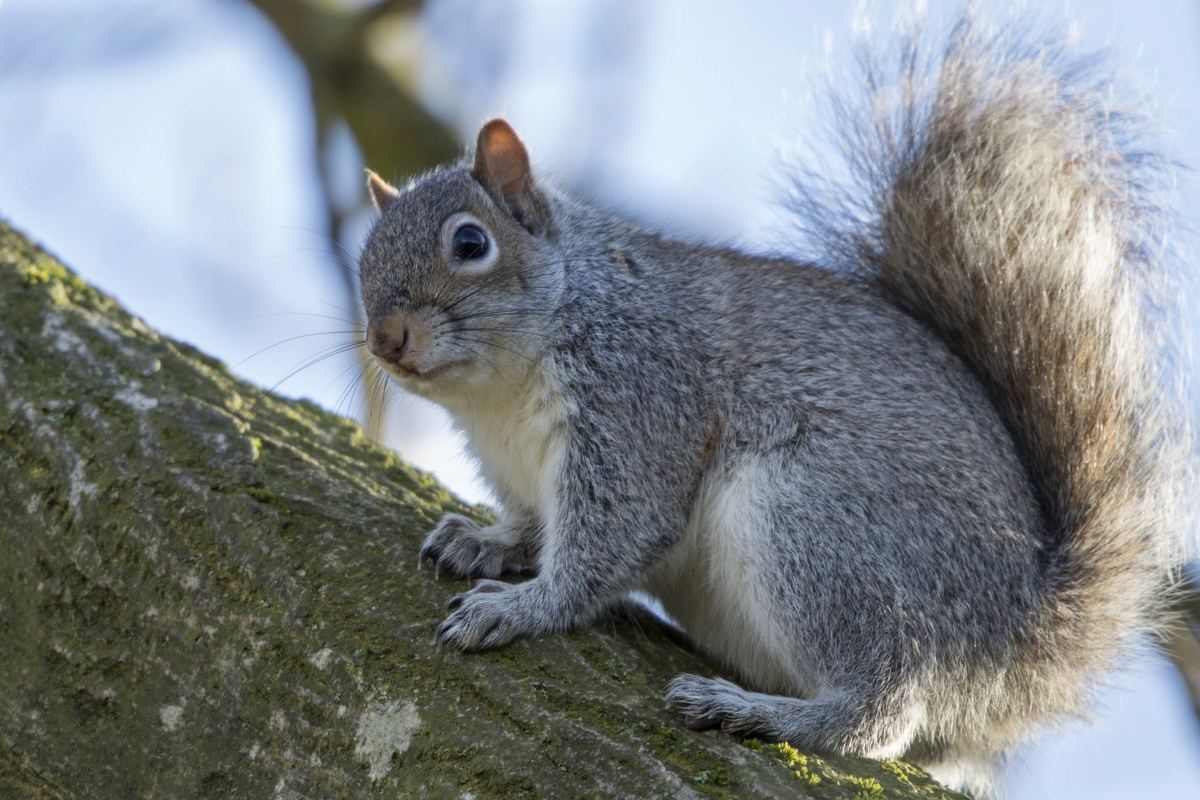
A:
[
  {"xmin": 436, "ymin": 580, "xmax": 535, "ymax": 651},
  {"xmin": 419, "ymin": 513, "xmax": 530, "ymax": 579}
]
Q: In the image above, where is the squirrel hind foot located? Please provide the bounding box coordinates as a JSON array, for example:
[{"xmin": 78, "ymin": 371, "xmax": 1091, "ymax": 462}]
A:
[{"xmin": 664, "ymin": 673, "xmax": 920, "ymax": 759}]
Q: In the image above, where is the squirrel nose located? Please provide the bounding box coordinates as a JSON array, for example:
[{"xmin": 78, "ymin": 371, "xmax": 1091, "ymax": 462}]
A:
[{"xmin": 367, "ymin": 322, "xmax": 410, "ymax": 366}]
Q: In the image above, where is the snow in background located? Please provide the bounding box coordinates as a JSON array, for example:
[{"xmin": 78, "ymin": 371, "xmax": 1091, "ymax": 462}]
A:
[{"xmin": 0, "ymin": 0, "xmax": 1197, "ymax": 795}]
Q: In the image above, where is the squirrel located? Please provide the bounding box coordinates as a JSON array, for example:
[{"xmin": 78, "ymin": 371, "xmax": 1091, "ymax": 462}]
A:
[{"xmin": 355, "ymin": 12, "xmax": 1193, "ymax": 795}]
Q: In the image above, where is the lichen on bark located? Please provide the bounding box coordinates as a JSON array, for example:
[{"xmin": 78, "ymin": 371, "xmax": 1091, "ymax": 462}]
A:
[{"xmin": 0, "ymin": 221, "xmax": 967, "ymax": 798}]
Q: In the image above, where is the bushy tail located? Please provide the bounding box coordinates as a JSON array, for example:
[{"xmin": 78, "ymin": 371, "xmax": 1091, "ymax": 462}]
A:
[{"xmin": 791, "ymin": 13, "xmax": 1194, "ymax": 696}]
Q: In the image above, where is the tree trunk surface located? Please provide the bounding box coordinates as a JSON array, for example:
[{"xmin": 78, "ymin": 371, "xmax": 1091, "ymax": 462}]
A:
[{"xmin": 0, "ymin": 222, "xmax": 965, "ymax": 799}]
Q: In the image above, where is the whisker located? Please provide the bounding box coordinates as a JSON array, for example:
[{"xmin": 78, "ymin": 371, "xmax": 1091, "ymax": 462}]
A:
[
  {"xmin": 439, "ymin": 309, "xmax": 557, "ymax": 327},
  {"xmin": 453, "ymin": 335, "xmax": 549, "ymax": 375},
  {"xmin": 319, "ymin": 299, "xmax": 363, "ymax": 320},
  {"xmin": 332, "ymin": 368, "xmax": 362, "ymax": 419},
  {"xmin": 322, "ymin": 357, "xmax": 373, "ymax": 416},
  {"xmin": 378, "ymin": 367, "xmax": 394, "ymax": 435},
  {"xmin": 231, "ymin": 331, "xmax": 366, "ymax": 370},
  {"xmin": 251, "ymin": 311, "xmax": 362, "ymax": 325},
  {"xmin": 263, "ymin": 224, "xmax": 361, "ymax": 267},
  {"xmin": 451, "ymin": 325, "xmax": 553, "ymax": 339},
  {"xmin": 428, "ymin": 257, "xmax": 461, "ymax": 315},
  {"xmin": 245, "ymin": 340, "xmax": 365, "ymax": 416},
  {"xmin": 265, "ymin": 342, "xmax": 366, "ymax": 396},
  {"xmin": 448, "ymin": 340, "xmax": 505, "ymax": 384},
  {"xmin": 367, "ymin": 364, "xmax": 391, "ymax": 437},
  {"xmin": 437, "ymin": 264, "xmax": 560, "ymax": 315},
  {"xmin": 436, "ymin": 275, "xmax": 512, "ymax": 316},
  {"xmin": 359, "ymin": 365, "xmax": 379, "ymax": 434}
]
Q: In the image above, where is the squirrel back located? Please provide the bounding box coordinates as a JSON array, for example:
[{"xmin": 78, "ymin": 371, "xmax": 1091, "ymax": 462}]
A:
[{"xmin": 789, "ymin": 13, "xmax": 1193, "ymax": 720}]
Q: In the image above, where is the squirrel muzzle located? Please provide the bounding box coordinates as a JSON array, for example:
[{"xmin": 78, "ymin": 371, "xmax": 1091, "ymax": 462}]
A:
[{"xmin": 366, "ymin": 313, "xmax": 438, "ymax": 378}]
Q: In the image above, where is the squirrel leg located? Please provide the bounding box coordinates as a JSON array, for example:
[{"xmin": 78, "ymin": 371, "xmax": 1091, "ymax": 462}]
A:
[
  {"xmin": 664, "ymin": 674, "xmax": 920, "ymax": 758},
  {"xmin": 419, "ymin": 512, "xmax": 540, "ymax": 579},
  {"xmin": 435, "ymin": 408, "xmax": 704, "ymax": 652}
]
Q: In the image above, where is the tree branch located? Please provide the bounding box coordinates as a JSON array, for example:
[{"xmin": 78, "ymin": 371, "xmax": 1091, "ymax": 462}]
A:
[
  {"xmin": 0, "ymin": 223, "xmax": 970, "ymax": 798},
  {"xmin": 242, "ymin": 0, "xmax": 459, "ymax": 182}
]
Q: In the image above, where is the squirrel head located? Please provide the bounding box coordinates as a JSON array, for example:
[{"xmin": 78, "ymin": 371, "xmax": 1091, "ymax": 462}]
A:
[{"xmin": 358, "ymin": 120, "xmax": 561, "ymax": 397}]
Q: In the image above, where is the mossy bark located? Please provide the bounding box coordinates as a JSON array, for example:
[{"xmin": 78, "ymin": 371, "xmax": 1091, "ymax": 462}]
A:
[{"xmin": 0, "ymin": 221, "xmax": 967, "ymax": 799}]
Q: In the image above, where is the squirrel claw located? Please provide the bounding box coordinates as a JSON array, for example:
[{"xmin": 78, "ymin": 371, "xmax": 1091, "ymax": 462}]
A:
[{"xmin": 434, "ymin": 580, "xmax": 532, "ymax": 652}]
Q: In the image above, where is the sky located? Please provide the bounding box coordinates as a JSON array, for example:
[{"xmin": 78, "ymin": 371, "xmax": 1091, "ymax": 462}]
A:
[{"xmin": 0, "ymin": 0, "xmax": 1198, "ymax": 795}]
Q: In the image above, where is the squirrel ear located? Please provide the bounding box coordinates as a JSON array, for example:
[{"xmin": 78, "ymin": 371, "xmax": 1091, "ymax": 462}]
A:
[
  {"xmin": 471, "ymin": 119, "xmax": 547, "ymax": 233},
  {"xmin": 365, "ymin": 169, "xmax": 399, "ymax": 211}
]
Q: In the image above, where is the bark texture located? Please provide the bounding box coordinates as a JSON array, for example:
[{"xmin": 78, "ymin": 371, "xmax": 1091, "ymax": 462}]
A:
[{"xmin": 0, "ymin": 221, "xmax": 966, "ymax": 799}]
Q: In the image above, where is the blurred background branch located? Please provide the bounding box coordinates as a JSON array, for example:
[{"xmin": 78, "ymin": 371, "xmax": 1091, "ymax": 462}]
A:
[
  {"xmin": 239, "ymin": 0, "xmax": 460, "ymax": 438},
  {"xmin": 1166, "ymin": 574, "xmax": 1200, "ymax": 720},
  {"xmin": 242, "ymin": 0, "xmax": 458, "ymax": 181}
]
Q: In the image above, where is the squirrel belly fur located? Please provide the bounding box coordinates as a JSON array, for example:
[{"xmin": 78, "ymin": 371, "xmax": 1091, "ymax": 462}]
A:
[{"xmin": 356, "ymin": 11, "xmax": 1194, "ymax": 794}]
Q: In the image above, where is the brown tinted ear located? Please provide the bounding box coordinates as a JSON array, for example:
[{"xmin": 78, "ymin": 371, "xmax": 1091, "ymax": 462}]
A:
[
  {"xmin": 365, "ymin": 169, "xmax": 399, "ymax": 211},
  {"xmin": 471, "ymin": 119, "xmax": 548, "ymax": 233}
]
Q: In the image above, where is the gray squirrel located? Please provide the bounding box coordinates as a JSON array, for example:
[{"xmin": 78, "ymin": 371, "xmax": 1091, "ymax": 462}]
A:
[{"xmin": 355, "ymin": 12, "xmax": 1193, "ymax": 795}]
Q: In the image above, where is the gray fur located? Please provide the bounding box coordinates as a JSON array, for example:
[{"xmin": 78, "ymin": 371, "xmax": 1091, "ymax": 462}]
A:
[{"xmin": 356, "ymin": 13, "xmax": 1193, "ymax": 796}]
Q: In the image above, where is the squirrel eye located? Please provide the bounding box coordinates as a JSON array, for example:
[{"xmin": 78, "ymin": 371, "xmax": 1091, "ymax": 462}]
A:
[{"xmin": 452, "ymin": 224, "xmax": 489, "ymax": 260}]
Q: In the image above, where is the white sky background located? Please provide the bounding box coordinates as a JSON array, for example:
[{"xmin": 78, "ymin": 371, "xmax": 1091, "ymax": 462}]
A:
[{"xmin": 0, "ymin": 0, "xmax": 1198, "ymax": 795}]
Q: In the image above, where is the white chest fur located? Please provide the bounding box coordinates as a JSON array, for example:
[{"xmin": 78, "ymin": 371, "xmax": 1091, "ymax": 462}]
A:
[
  {"xmin": 640, "ymin": 456, "xmax": 817, "ymax": 698},
  {"xmin": 444, "ymin": 368, "xmax": 571, "ymax": 518}
]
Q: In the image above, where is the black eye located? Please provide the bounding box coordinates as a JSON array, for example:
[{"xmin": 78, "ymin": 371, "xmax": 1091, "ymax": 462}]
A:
[{"xmin": 452, "ymin": 224, "xmax": 489, "ymax": 260}]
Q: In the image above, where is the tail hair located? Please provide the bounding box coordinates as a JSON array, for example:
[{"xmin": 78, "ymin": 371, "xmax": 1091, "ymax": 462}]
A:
[{"xmin": 789, "ymin": 10, "xmax": 1195, "ymax": 697}]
